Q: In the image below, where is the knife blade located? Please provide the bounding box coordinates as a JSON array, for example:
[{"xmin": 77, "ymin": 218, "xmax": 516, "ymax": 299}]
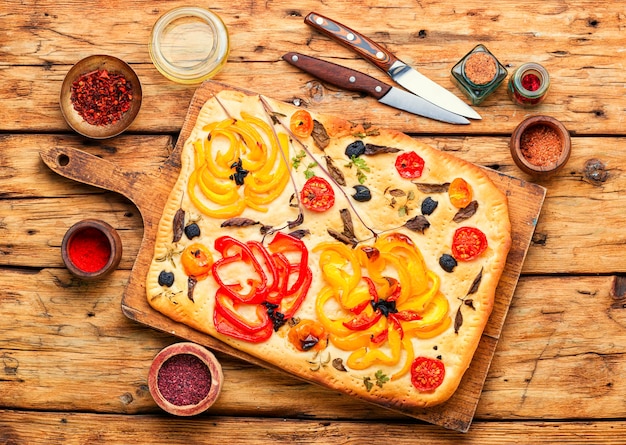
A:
[
  {"xmin": 283, "ymin": 52, "xmax": 469, "ymax": 125},
  {"xmin": 304, "ymin": 12, "xmax": 481, "ymax": 120}
]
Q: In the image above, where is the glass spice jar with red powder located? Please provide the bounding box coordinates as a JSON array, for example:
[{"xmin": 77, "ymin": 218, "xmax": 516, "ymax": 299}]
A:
[{"xmin": 507, "ymin": 62, "xmax": 550, "ymax": 107}]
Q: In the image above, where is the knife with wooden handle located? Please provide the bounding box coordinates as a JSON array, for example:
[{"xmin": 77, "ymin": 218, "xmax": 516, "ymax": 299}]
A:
[
  {"xmin": 282, "ymin": 52, "xmax": 469, "ymax": 125},
  {"xmin": 304, "ymin": 12, "xmax": 481, "ymax": 120}
]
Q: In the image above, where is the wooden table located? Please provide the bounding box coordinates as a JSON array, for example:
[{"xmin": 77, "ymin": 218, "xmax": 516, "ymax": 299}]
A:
[{"xmin": 2, "ymin": 0, "xmax": 625, "ymax": 443}]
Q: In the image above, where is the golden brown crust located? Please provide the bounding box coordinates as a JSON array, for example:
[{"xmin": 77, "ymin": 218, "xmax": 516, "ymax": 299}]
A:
[{"xmin": 146, "ymin": 90, "xmax": 511, "ymax": 409}]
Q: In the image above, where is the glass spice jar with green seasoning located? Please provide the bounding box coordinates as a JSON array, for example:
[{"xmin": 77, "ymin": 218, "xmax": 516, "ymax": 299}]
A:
[{"xmin": 451, "ymin": 44, "xmax": 508, "ymax": 105}]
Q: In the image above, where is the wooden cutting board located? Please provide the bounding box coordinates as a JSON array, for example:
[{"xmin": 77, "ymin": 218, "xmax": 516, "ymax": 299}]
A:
[{"xmin": 40, "ymin": 80, "xmax": 546, "ymax": 432}]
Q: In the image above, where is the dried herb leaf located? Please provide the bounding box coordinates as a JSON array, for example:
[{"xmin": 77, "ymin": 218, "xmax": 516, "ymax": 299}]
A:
[
  {"xmin": 221, "ymin": 217, "xmax": 260, "ymax": 228},
  {"xmin": 288, "ymin": 211, "xmax": 304, "ymax": 229},
  {"xmin": 340, "ymin": 208, "xmax": 355, "ymax": 240},
  {"xmin": 388, "ymin": 188, "xmax": 406, "ymax": 198},
  {"xmin": 311, "ymin": 119, "xmax": 330, "ymax": 149},
  {"xmin": 364, "ymin": 143, "xmax": 401, "ymax": 155},
  {"xmin": 328, "ymin": 228, "xmax": 357, "ymax": 247},
  {"xmin": 453, "ymin": 200, "xmax": 479, "ymax": 223},
  {"xmin": 375, "ymin": 370, "xmax": 390, "ymax": 388},
  {"xmin": 187, "ymin": 276, "xmax": 197, "ymax": 302},
  {"xmin": 288, "ymin": 229, "xmax": 310, "ymax": 240},
  {"xmin": 363, "ymin": 376, "xmax": 374, "ymax": 392},
  {"xmin": 464, "ymin": 299, "xmax": 476, "ymax": 310},
  {"xmin": 404, "ymin": 215, "xmax": 430, "ymax": 233},
  {"xmin": 332, "ymin": 358, "xmax": 347, "ymax": 372},
  {"xmin": 414, "ymin": 182, "xmax": 450, "ymax": 194},
  {"xmin": 172, "ymin": 208, "xmax": 185, "ymax": 243},
  {"xmin": 324, "ymin": 155, "xmax": 346, "ymax": 186},
  {"xmin": 454, "ymin": 304, "xmax": 463, "ymax": 334},
  {"xmin": 467, "ymin": 267, "xmax": 483, "ymax": 296}
]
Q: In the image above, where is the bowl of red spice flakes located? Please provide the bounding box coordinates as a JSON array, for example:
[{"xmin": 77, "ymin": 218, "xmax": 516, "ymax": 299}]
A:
[
  {"xmin": 148, "ymin": 342, "xmax": 224, "ymax": 416},
  {"xmin": 510, "ymin": 115, "xmax": 571, "ymax": 179},
  {"xmin": 60, "ymin": 55, "xmax": 142, "ymax": 139}
]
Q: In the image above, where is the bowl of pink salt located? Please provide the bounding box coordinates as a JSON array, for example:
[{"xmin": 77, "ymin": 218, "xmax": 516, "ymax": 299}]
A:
[
  {"xmin": 148, "ymin": 342, "xmax": 223, "ymax": 416},
  {"xmin": 61, "ymin": 219, "xmax": 122, "ymax": 280},
  {"xmin": 509, "ymin": 115, "xmax": 571, "ymax": 179}
]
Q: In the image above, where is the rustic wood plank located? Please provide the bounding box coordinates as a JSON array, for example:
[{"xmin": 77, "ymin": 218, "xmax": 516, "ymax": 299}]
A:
[
  {"xmin": 1, "ymin": 411, "xmax": 626, "ymax": 444},
  {"xmin": 3, "ymin": 133, "xmax": 624, "ymax": 274},
  {"xmin": 1, "ymin": 266, "xmax": 624, "ymax": 421},
  {"xmin": 0, "ymin": 1, "xmax": 624, "ymax": 134}
]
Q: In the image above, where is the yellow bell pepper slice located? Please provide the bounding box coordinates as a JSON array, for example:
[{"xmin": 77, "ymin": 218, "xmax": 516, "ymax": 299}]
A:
[{"xmin": 346, "ymin": 328, "xmax": 402, "ymax": 370}]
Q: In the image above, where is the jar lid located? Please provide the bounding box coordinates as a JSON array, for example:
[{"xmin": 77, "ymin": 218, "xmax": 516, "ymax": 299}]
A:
[{"xmin": 149, "ymin": 7, "xmax": 229, "ymax": 84}]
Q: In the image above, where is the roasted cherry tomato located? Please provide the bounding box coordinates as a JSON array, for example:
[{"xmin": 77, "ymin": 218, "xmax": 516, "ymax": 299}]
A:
[
  {"xmin": 181, "ymin": 243, "xmax": 213, "ymax": 279},
  {"xmin": 410, "ymin": 356, "xmax": 445, "ymax": 392},
  {"xmin": 395, "ymin": 151, "xmax": 425, "ymax": 179},
  {"xmin": 451, "ymin": 226, "xmax": 488, "ymax": 261},
  {"xmin": 300, "ymin": 176, "xmax": 335, "ymax": 212},
  {"xmin": 288, "ymin": 319, "xmax": 328, "ymax": 352},
  {"xmin": 448, "ymin": 177, "xmax": 473, "ymax": 208},
  {"xmin": 289, "ymin": 109, "xmax": 314, "ymax": 138}
]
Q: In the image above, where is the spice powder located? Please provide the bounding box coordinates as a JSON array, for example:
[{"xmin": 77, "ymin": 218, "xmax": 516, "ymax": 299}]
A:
[
  {"xmin": 157, "ymin": 353, "xmax": 211, "ymax": 406},
  {"xmin": 520, "ymin": 125, "xmax": 563, "ymax": 167},
  {"xmin": 68, "ymin": 227, "xmax": 111, "ymax": 273},
  {"xmin": 464, "ymin": 52, "xmax": 497, "ymax": 85}
]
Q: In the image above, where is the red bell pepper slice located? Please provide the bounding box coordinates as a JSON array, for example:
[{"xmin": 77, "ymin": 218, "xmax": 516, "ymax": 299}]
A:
[
  {"xmin": 214, "ymin": 289, "xmax": 271, "ymax": 334},
  {"xmin": 279, "ymin": 264, "xmax": 313, "ymax": 319},
  {"xmin": 268, "ymin": 232, "xmax": 310, "ymax": 294},
  {"xmin": 343, "ymin": 310, "xmax": 382, "ymax": 331},
  {"xmin": 213, "ymin": 304, "xmax": 273, "ymax": 343},
  {"xmin": 212, "ymin": 236, "xmax": 268, "ymax": 304}
]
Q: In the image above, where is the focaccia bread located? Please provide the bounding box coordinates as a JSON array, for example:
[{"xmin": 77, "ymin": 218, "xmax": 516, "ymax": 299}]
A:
[{"xmin": 146, "ymin": 89, "xmax": 511, "ymax": 409}]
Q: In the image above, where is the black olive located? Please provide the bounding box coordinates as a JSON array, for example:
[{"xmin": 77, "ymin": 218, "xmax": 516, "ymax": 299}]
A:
[
  {"xmin": 345, "ymin": 140, "xmax": 366, "ymax": 158},
  {"xmin": 421, "ymin": 197, "xmax": 438, "ymax": 215},
  {"xmin": 158, "ymin": 270, "xmax": 175, "ymax": 287},
  {"xmin": 184, "ymin": 223, "xmax": 201, "ymax": 239},
  {"xmin": 439, "ymin": 254, "xmax": 457, "ymax": 273},
  {"xmin": 352, "ymin": 185, "xmax": 372, "ymax": 202}
]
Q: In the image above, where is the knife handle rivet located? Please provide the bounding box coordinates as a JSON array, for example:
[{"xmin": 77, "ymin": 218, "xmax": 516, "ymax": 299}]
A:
[
  {"xmin": 376, "ymin": 51, "xmax": 385, "ymax": 60},
  {"xmin": 290, "ymin": 55, "xmax": 299, "ymax": 63},
  {"xmin": 347, "ymin": 33, "xmax": 355, "ymax": 41},
  {"xmin": 315, "ymin": 17, "xmax": 324, "ymax": 25},
  {"xmin": 375, "ymin": 86, "xmax": 382, "ymax": 93},
  {"xmin": 349, "ymin": 76, "xmax": 356, "ymax": 83}
]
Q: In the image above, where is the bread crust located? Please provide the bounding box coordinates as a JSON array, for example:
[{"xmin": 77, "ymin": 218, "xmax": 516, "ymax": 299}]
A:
[{"xmin": 146, "ymin": 90, "xmax": 511, "ymax": 408}]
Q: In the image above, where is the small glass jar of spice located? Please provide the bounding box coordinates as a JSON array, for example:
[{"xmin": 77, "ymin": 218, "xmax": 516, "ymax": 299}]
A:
[
  {"xmin": 508, "ymin": 62, "xmax": 550, "ymax": 107},
  {"xmin": 451, "ymin": 44, "xmax": 508, "ymax": 105}
]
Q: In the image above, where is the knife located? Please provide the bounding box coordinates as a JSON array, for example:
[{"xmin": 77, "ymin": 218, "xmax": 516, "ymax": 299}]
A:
[
  {"xmin": 283, "ymin": 52, "xmax": 469, "ymax": 125},
  {"xmin": 304, "ymin": 12, "xmax": 481, "ymax": 120}
]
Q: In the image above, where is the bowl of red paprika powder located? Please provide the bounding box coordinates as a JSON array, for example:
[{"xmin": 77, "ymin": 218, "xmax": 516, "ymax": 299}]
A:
[
  {"xmin": 148, "ymin": 342, "xmax": 224, "ymax": 416},
  {"xmin": 61, "ymin": 219, "xmax": 122, "ymax": 280},
  {"xmin": 60, "ymin": 55, "xmax": 142, "ymax": 139},
  {"xmin": 509, "ymin": 115, "xmax": 571, "ymax": 179}
]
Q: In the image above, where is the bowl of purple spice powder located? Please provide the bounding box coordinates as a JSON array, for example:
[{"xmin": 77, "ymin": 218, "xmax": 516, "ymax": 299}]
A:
[{"xmin": 148, "ymin": 342, "xmax": 223, "ymax": 416}]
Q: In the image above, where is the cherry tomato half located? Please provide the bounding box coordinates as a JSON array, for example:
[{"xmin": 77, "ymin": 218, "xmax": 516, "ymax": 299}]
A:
[
  {"xmin": 181, "ymin": 243, "xmax": 213, "ymax": 279},
  {"xmin": 448, "ymin": 177, "xmax": 473, "ymax": 209},
  {"xmin": 451, "ymin": 226, "xmax": 488, "ymax": 261},
  {"xmin": 395, "ymin": 151, "xmax": 425, "ymax": 179},
  {"xmin": 288, "ymin": 319, "xmax": 328, "ymax": 352},
  {"xmin": 410, "ymin": 356, "xmax": 445, "ymax": 392},
  {"xmin": 289, "ymin": 110, "xmax": 314, "ymax": 138},
  {"xmin": 300, "ymin": 176, "xmax": 335, "ymax": 212}
]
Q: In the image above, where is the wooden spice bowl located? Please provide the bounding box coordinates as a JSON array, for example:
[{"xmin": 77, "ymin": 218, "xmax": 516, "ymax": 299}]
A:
[
  {"xmin": 60, "ymin": 55, "xmax": 142, "ymax": 139},
  {"xmin": 61, "ymin": 219, "xmax": 123, "ymax": 280},
  {"xmin": 148, "ymin": 342, "xmax": 224, "ymax": 416},
  {"xmin": 509, "ymin": 115, "xmax": 571, "ymax": 179}
]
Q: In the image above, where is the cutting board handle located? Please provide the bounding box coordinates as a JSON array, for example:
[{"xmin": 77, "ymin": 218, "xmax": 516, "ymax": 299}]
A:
[{"xmin": 40, "ymin": 146, "xmax": 149, "ymax": 209}]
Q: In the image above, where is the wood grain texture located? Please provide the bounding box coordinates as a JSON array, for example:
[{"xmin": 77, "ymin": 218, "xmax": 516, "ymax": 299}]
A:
[{"xmin": 3, "ymin": 0, "xmax": 626, "ymax": 440}]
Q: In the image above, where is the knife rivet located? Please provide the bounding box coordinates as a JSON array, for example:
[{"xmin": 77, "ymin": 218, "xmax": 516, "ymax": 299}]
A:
[
  {"xmin": 315, "ymin": 17, "xmax": 324, "ymax": 25},
  {"xmin": 347, "ymin": 33, "xmax": 355, "ymax": 41},
  {"xmin": 375, "ymin": 86, "xmax": 382, "ymax": 93},
  {"xmin": 291, "ymin": 55, "xmax": 299, "ymax": 62},
  {"xmin": 349, "ymin": 76, "xmax": 356, "ymax": 83},
  {"xmin": 376, "ymin": 51, "xmax": 385, "ymax": 60}
]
